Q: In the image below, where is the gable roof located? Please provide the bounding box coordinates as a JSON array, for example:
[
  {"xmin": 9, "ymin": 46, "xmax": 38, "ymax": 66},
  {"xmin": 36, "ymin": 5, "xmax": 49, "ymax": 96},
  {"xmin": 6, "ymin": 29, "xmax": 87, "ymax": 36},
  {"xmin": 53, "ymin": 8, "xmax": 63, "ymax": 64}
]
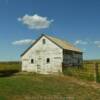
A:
[
  {"xmin": 45, "ymin": 35, "xmax": 81, "ymax": 52},
  {"xmin": 21, "ymin": 34, "xmax": 82, "ymax": 57}
]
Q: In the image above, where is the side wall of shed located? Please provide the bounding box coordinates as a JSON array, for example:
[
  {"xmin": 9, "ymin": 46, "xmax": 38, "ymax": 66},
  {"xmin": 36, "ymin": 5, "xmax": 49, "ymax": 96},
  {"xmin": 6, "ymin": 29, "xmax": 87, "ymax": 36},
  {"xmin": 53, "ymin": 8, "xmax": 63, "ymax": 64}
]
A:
[{"xmin": 63, "ymin": 50, "xmax": 83, "ymax": 67}]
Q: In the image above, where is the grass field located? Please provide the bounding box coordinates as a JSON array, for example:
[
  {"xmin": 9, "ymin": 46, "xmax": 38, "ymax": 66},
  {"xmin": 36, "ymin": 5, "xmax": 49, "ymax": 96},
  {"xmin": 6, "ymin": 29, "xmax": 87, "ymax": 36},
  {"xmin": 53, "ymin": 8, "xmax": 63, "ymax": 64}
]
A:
[
  {"xmin": 0, "ymin": 73, "xmax": 100, "ymax": 100},
  {"xmin": 0, "ymin": 62, "xmax": 21, "ymax": 76},
  {"xmin": 0, "ymin": 62, "xmax": 21, "ymax": 71},
  {"xmin": 0, "ymin": 61, "xmax": 100, "ymax": 100}
]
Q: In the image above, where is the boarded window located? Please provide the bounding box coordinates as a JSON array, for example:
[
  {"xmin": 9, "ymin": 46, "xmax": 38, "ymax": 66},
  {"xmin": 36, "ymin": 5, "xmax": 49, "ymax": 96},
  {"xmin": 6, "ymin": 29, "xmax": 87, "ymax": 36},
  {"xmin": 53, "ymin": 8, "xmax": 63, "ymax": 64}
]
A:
[
  {"xmin": 31, "ymin": 59, "xmax": 34, "ymax": 64},
  {"xmin": 47, "ymin": 58, "xmax": 50, "ymax": 63},
  {"xmin": 43, "ymin": 39, "xmax": 46, "ymax": 44}
]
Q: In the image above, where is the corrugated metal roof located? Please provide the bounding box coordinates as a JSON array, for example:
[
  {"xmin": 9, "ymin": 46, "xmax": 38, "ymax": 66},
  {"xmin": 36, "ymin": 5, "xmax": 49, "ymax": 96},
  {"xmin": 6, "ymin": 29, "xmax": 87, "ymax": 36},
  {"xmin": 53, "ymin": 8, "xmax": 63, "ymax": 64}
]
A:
[{"xmin": 45, "ymin": 34, "xmax": 81, "ymax": 52}]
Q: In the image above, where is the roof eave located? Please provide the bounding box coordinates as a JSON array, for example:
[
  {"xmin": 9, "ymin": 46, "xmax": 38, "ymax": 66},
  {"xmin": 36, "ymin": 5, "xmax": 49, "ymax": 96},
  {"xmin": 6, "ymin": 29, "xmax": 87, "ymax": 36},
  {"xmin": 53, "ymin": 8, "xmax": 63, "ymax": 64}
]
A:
[{"xmin": 63, "ymin": 49, "xmax": 82, "ymax": 53}]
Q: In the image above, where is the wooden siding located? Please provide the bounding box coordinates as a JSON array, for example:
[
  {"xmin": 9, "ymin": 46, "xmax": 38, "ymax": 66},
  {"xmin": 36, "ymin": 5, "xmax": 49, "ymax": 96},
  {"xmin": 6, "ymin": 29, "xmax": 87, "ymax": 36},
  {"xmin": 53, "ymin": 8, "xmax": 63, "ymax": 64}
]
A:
[
  {"xmin": 63, "ymin": 50, "xmax": 83, "ymax": 67},
  {"xmin": 21, "ymin": 36, "xmax": 63, "ymax": 74}
]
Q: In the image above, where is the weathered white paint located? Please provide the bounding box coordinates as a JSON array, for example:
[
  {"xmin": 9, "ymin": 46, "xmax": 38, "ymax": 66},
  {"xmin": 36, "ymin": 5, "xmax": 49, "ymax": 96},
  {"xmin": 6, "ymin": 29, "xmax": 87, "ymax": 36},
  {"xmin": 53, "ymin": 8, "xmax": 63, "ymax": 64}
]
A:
[
  {"xmin": 21, "ymin": 35, "xmax": 83, "ymax": 74},
  {"xmin": 21, "ymin": 36, "xmax": 63, "ymax": 74}
]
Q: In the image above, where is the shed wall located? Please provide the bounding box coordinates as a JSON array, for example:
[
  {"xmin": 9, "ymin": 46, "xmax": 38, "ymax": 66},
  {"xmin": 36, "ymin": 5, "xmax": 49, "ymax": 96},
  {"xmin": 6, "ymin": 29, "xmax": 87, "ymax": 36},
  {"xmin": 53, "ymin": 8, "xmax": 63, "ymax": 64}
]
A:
[{"xmin": 21, "ymin": 36, "xmax": 63, "ymax": 74}]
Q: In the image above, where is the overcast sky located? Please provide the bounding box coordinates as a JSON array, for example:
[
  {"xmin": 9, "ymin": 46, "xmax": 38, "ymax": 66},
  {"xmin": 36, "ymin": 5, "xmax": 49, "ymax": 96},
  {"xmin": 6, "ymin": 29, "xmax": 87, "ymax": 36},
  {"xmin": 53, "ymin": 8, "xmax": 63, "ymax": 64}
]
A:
[{"xmin": 0, "ymin": 0, "xmax": 100, "ymax": 61}]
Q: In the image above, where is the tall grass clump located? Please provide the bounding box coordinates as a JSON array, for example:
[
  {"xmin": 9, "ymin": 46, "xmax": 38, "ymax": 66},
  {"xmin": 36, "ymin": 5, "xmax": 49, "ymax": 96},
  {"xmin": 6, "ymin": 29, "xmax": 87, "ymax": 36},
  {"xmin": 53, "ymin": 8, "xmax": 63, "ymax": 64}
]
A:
[{"xmin": 63, "ymin": 63, "xmax": 96, "ymax": 81}]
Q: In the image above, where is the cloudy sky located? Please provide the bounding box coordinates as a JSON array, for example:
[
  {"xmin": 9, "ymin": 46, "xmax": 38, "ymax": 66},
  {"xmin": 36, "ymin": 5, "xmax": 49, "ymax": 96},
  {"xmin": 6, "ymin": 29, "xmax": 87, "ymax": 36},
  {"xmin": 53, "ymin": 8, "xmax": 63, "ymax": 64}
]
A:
[{"xmin": 0, "ymin": 0, "xmax": 100, "ymax": 61}]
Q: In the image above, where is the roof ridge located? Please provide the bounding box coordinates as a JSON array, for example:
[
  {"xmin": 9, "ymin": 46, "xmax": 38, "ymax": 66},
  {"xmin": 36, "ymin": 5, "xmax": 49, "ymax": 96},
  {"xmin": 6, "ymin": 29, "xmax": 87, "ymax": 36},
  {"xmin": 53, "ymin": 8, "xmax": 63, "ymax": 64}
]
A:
[{"xmin": 45, "ymin": 34, "xmax": 73, "ymax": 45}]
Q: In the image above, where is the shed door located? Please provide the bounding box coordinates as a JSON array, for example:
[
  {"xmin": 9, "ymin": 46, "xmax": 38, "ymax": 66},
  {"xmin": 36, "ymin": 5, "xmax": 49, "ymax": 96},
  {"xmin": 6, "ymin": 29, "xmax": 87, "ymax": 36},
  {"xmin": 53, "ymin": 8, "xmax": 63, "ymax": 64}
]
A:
[{"xmin": 36, "ymin": 57, "xmax": 42, "ymax": 73}]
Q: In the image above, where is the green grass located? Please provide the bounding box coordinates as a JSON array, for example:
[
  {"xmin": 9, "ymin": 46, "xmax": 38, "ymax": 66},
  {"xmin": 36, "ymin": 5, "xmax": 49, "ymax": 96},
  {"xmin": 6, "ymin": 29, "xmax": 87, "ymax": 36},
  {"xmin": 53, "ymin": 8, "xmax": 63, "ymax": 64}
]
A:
[
  {"xmin": 84, "ymin": 59, "xmax": 100, "ymax": 63},
  {"xmin": 0, "ymin": 62, "xmax": 21, "ymax": 71},
  {"xmin": 63, "ymin": 65, "xmax": 95, "ymax": 81},
  {"xmin": 63, "ymin": 61, "xmax": 100, "ymax": 82},
  {"xmin": 0, "ymin": 61, "xmax": 100, "ymax": 99},
  {"xmin": 0, "ymin": 73, "xmax": 100, "ymax": 100},
  {"xmin": 0, "ymin": 62, "xmax": 21, "ymax": 76}
]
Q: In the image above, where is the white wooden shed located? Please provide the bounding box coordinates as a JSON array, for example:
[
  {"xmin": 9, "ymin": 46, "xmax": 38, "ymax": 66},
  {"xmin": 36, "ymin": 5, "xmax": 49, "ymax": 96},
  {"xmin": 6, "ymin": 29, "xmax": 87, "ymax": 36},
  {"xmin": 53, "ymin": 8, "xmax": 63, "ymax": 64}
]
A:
[{"xmin": 21, "ymin": 34, "xmax": 83, "ymax": 74}]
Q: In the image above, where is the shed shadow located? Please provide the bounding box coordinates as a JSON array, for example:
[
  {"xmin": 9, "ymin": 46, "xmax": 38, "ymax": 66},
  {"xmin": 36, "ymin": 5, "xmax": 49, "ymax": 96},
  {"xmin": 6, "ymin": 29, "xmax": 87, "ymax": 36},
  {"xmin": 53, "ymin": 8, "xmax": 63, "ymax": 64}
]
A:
[{"xmin": 0, "ymin": 70, "xmax": 20, "ymax": 77}]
